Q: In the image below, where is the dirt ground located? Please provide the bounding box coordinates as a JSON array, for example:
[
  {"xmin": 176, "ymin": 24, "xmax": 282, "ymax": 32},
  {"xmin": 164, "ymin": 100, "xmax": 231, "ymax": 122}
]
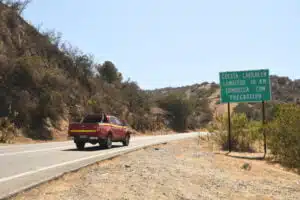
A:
[{"xmin": 11, "ymin": 138, "xmax": 300, "ymax": 200}]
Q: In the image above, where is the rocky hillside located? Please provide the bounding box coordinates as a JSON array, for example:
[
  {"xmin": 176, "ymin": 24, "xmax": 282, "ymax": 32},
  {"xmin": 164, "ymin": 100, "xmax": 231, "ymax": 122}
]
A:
[
  {"xmin": 0, "ymin": 2, "xmax": 299, "ymax": 142},
  {"xmin": 0, "ymin": 2, "xmax": 216, "ymax": 142},
  {"xmin": 0, "ymin": 2, "xmax": 167, "ymax": 142},
  {"xmin": 270, "ymin": 76, "xmax": 300, "ymax": 103},
  {"xmin": 150, "ymin": 76, "xmax": 300, "ymax": 118}
]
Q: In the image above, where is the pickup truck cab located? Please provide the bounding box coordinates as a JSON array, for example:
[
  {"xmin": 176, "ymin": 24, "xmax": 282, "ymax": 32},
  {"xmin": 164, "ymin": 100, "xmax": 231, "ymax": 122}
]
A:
[{"xmin": 68, "ymin": 113, "xmax": 131, "ymax": 150}]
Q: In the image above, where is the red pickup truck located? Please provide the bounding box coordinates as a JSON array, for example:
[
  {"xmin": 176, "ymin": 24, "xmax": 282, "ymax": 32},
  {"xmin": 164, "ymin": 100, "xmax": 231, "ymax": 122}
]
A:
[{"xmin": 68, "ymin": 113, "xmax": 131, "ymax": 150}]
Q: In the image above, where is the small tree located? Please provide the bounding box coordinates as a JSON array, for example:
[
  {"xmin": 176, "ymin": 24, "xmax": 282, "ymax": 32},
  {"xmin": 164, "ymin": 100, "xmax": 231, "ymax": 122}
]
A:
[
  {"xmin": 158, "ymin": 94, "xmax": 194, "ymax": 131},
  {"xmin": 97, "ymin": 61, "xmax": 121, "ymax": 84}
]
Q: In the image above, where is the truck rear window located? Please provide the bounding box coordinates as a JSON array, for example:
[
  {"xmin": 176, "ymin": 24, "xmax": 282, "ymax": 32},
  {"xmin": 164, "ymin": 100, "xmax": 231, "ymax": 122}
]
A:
[{"xmin": 81, "ymin": 115, "xmax": 107, "ymax": 123}]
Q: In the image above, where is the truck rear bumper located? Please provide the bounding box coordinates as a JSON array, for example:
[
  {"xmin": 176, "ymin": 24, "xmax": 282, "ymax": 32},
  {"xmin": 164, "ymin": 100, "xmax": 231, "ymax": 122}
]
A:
[{"xmin": 71, "ymin": 135, "xmax": 107, "ymax": 144}]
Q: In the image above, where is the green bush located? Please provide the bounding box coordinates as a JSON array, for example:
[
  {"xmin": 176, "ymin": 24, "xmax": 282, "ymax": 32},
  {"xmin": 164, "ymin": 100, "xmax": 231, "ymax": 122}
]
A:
[
  {"xmin": 13, "ymin": 56, "xmax": 46, "ymax": 88},
  {"xmin": 266, "ymin": 104, "xmax": 300, "ymax": 170},
  {"xmin": 97, "ymin": 61, "xmax": 121, "ymax": 84},
  {"xmin": 37, "ymin": 90, "xmax": 65, "ymax": 122},
  {"xmin": 210, "ymin": 113, "xmax": 262, "ymax": 152}
]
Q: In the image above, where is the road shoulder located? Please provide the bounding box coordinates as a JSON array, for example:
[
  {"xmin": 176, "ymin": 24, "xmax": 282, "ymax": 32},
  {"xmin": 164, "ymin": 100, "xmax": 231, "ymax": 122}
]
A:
[{"xmin": 11, "ymin": 138, "xmax": 300, "ymax": 200}]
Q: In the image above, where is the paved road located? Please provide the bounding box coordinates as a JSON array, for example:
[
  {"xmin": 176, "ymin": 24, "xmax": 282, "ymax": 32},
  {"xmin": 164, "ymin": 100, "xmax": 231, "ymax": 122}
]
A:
[{"xmin": 0, "ymin": 132, "xmax": 206, "ymax": 199}]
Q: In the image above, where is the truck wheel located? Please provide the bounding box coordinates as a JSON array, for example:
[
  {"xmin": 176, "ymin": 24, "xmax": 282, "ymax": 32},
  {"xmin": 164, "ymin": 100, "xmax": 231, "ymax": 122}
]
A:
[
  {"xmin": 76, "ymin": 142, "xmax": 85, "ymax": 150},
  {"xmin": 122, "ymin": 134, "xmax": 130, "ymax": 146},
  {"xmin": 104, "ymin": 134, "xmax": 112, "ymax": 149}
]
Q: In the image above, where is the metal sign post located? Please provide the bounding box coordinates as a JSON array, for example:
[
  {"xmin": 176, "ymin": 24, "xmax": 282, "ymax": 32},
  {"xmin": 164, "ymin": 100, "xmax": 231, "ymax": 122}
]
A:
[
  {"xmin": 262, "ymin": 101, "xmax": 267, "ymax": 157},
  {"xmin": 227, "ymin": 102, "xmax": 232, "ymax": 152}
]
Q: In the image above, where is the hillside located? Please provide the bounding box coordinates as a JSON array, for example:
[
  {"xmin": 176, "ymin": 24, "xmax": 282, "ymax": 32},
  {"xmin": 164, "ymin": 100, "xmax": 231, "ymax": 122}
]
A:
[
  {"xmin": 150, "ymin": 76, "xmax": 300, "ymax": 119},
  {"xmin": 0, "ymin": 1, "xmax": 216, "ymax": 143},
  {"xmin": 0, "ymin": 2, "xmax": 299, "ymax": 143},
  {"xmin": 150, "ymin": 76, "xmax": 300, "ymax": 102},
  {"xmin": 0, "ymin": 2, "xmax": 167, "ymax": 142}
]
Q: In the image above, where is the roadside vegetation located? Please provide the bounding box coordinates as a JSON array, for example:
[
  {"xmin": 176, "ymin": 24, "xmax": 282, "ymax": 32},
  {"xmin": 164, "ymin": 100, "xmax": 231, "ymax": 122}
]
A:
[
  {"xmin": 266, "ymin": 104, "xmax": 300, "ymax": 171},
  {"xmin": 208, "ymin": 102, "xmax": 300, "ymax": 173},
  {"xmin": 208, "ymin": 113, "xmax": 263, "ymax": 152},
  {"xmin": 157, "ymin": 93, "xmax": 212, "ymax": 132}
]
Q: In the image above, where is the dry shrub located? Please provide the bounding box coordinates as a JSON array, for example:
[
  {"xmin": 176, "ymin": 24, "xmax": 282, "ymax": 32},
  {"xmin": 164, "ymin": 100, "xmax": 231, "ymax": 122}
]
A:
[
  {"xmin": 209, "ymin": 113, "xmax": 262, "ymax": 152},
  {"xmin": 266, "ymin": 104, "xmax": 300, "ymax": 171},
  {"xmin": 13, "ymin": 56, "xmax": 46, "ymax": 87},
  {"xmin": 0, "ymin": 117, "xmax": 19, "ymax": 143}
]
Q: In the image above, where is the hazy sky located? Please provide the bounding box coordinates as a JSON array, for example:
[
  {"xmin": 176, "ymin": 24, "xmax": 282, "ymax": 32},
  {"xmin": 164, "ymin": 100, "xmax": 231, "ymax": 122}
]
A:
[{"xmin": 23, "ymin": 0, "xmax": 300, "ymax": 89}]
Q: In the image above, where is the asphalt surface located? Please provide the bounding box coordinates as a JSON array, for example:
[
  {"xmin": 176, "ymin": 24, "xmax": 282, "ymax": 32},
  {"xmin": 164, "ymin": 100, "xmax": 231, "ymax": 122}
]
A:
[{"xmin": 0, "ymin": 132, "xmax": 206, "ymax": 199}]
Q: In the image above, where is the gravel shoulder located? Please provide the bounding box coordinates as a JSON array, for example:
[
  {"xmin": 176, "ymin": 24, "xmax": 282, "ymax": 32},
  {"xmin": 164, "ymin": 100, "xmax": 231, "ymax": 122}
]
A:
[{"xmin": 11, "ymin": 138, "xmax": 300, "ymax": 200}]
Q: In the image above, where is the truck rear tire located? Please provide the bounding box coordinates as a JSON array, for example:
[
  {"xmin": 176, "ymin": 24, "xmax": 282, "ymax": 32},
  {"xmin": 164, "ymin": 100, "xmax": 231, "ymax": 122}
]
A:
[
  {"xmin": 104, "ymin": 134, "xmax": 112, "ymax": 149},
  {"xmin": 122, "ymin": 134, "xmax": 130, "ymax": 146},
  {"xmin": 76, "ymin": 142, "xmax": 85, "ymax": 150}
]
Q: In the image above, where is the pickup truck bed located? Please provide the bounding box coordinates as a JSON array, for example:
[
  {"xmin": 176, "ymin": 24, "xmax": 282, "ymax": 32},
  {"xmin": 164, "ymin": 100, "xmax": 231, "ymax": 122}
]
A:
[{"xmin": 68, "ymin": 114, "xmax": 130, "ymax": 150}]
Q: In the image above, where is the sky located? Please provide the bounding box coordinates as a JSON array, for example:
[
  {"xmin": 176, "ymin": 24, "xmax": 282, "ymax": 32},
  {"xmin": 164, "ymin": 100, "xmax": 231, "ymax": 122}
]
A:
[{"xmin": 22, "ymin": 0, "xmax": 300, "ymax": 89}]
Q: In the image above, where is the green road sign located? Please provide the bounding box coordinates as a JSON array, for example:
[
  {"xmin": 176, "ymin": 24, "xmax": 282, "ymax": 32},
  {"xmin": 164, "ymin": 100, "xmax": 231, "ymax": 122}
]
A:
[{"xmin": 219, "ymin": 69, "xmax": 271, "ymax": 103}]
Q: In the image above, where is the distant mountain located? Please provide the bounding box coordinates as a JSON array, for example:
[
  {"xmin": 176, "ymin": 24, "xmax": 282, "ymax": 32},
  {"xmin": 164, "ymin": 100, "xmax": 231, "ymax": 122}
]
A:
[{"xmin": 148, "ymin": 75, "xmax": 300, "ymax": 118}]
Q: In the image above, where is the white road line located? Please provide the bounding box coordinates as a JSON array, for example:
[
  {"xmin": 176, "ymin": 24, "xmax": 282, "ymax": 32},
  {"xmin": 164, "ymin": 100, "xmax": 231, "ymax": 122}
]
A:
[
  {"xmin": 0, "ymin": 138, "xmax": 151, "ymax": 157},
  {"xmin": 0, "ymin": 146, "xmax": 74, "ymax": 157},
  {"xmin": 0, "ymin": 133, "xmax": 204, "ymax": 157},
  {"xmin": 0, "ymin": 141, "xmax": 73, "ymax": 149},
  {"xmin": 0, "ymin": 138, "xmax": 153, "ymax": 157},
  {"xmin": 0, "ymin": 133, "xmax": 201, "ymax": 184},
  {"xmin": 0, "ymin": 143, "xmax": 147, "ymax": 183}
]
